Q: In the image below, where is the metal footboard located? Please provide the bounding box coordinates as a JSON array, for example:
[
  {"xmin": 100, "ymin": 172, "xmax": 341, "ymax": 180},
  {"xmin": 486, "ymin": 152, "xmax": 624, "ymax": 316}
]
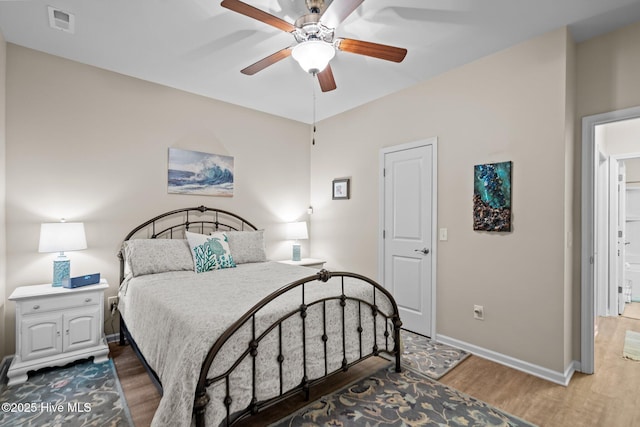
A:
[{"xmin": 193, "ymin": 269, "xmax": 402, "ymax": 427}]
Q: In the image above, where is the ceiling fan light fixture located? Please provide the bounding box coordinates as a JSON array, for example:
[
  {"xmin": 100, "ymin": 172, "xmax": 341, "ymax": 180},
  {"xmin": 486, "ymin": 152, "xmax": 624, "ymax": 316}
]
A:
[{"xmin": 291, "ymin": 40, "xmax": 335, "ymax": 74}]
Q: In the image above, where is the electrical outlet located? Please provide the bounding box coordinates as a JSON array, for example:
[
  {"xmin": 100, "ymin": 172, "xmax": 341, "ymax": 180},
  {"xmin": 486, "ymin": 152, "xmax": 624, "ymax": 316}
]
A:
[
  {"xmin": 473, "ymin": 305, "xmax": 484, "ymax": 320},
  {"xmin": 108, "ymin": 296, "xmax": 119, "ymax": 316}
]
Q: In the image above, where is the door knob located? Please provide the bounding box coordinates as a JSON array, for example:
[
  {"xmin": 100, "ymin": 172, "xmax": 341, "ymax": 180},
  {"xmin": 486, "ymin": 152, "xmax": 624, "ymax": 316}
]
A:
[{"xmin": 414, "ymin": 248, "xmax": 430, "ymax": 255}]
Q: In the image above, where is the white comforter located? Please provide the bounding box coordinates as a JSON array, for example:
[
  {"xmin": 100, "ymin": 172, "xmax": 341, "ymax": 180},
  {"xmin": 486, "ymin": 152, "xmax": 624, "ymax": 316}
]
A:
[{"xmin": 118, "ymin": 261, "xmax": 395, "ymax": 427}]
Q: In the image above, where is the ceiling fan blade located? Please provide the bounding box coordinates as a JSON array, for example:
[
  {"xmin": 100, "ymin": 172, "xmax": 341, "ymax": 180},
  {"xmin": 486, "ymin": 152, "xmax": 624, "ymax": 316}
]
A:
[
  {"xmin": 317, "ymin": 65, "xmax": 337, "ymax": 92},
  {"xmin": 221, "ymin": 0, "xmax": 295, "ymax": 33},
  {"xmin": 241, "ymin": 47, "xmax": 292, "ymax": 75},
  {"xmin": 337, "ymin": 38, "xmax": 407, "ymax": 63},
  {"xmin": 320, "ymin": 0, "xmax": 364, "ymax": 28}
]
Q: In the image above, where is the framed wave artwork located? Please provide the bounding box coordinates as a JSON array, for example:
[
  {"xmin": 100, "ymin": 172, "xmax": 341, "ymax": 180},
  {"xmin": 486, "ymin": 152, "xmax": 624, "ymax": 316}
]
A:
[{"xmin": 168, "ymin": 148, "xmax": 234, "ymax": 197}]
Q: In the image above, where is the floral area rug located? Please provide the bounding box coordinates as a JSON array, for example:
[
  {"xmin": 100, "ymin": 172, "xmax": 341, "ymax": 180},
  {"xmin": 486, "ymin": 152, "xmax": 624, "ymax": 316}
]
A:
[
  {"xmin": 401, "ymin": 330, "xmax": 470, "ymax": 380},
  {"xmin": 0, "ymin": 359, "xmax": 133, "ymax": 427},
  {"xmin": 271, "ymin": 330, "xmax": 533, "ymax": 426},
  {"xmin": 270, "ymin": 365, "xmax": 535, "ymax": 427}
]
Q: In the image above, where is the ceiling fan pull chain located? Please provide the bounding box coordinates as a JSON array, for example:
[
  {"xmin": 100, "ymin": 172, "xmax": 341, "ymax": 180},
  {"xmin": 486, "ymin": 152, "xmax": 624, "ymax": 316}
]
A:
[{"xmin": 312, "ymin": 76, "xmax": 317, "ymax": 146}]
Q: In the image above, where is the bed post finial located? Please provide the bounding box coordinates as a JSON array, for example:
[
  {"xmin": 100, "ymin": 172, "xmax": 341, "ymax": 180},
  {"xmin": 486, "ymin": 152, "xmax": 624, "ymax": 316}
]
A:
[
  {"xmin": 197, "ymin": 205, "xmax": 207, "ymax": 212},
  {"xmin": 317, "ymin": 269, "xmax": 330, "ymax": 282}
]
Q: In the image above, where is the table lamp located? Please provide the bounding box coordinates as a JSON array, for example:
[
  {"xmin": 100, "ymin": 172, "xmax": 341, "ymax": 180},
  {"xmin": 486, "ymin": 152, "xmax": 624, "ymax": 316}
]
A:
[
  {"xmin": 286, "ymin": 221, "xmax": 308, "ymax": 262},
  {"xmin": 38, "ymin": 221, "xmax": 87, "ymax": 287}
]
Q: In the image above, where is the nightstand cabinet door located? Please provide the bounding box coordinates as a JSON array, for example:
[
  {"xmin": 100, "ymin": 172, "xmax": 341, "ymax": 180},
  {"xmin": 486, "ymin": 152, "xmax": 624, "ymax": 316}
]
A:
[
  {"xmin": 20, "ymin": 314, "xmax": 63, "ymax": 362},
  {"xmin": 64, "ymin": 306, "xmax": 100, "ymax": 352}
]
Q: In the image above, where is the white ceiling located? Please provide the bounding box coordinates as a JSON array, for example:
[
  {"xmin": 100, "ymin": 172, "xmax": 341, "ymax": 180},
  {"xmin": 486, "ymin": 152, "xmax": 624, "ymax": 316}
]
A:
[{"xmin": 1, "ymin": 0, "xmax": 640, "ymax": 124}]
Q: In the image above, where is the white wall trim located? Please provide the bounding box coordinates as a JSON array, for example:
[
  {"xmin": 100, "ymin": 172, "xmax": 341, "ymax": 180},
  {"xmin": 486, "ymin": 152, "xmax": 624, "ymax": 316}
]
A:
[
  {"xmin": 106, "ymin": 333, "xmax": 119, "ymax": 343},
  {"xmin": 378, "ymin": 138, "xmax": 438, "ymax": 338},
  {"xmin": 581, "ymin": 105, "xmax": 640, "ymax": 375},
  {"xmin": 611, "ymin": 152, "xmax": 640, "ymax": 161},
  {"xmin": 437, "ymin": 334, "xmax": 579, "ymax": 386}
]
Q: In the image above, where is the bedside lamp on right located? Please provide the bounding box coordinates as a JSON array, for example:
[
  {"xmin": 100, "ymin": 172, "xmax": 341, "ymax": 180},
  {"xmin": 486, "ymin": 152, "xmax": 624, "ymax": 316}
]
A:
[{"xmin": 286, "ymin": 221, "xmax": 308, "ymax": 262}]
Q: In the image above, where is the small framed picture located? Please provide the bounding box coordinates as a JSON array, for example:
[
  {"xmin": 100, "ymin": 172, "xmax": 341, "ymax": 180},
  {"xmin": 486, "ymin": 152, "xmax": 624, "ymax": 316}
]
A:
[{"xmin": 332, "ymin": 178, "xmax": 350, "ymax": 200}]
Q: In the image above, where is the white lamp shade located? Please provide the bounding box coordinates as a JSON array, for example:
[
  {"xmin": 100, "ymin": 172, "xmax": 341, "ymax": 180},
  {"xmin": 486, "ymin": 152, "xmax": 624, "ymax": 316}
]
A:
[
  {"xmin": 38, "ymin": 222, "xmax": 87, "ymax": 253},
  {"xmin": 286, "ymin": 221, "xmax": 309, "ymax": 240},
  {"xmin": 291, "ymin": 40, "xmax": 335, "ymax": 73}
]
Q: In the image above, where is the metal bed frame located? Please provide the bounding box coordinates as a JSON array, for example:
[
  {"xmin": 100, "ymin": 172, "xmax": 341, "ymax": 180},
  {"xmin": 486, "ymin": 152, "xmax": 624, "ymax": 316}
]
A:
[{"xmin": 118, "ymin": 206, "xmax": 402, "ymax": 427}]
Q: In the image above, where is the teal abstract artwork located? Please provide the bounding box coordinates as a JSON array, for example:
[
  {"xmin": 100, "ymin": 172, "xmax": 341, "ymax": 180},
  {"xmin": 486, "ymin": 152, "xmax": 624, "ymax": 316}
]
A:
[{"xmin": 473, "ymin": 161, "xmax": 512, "ymax": 232}]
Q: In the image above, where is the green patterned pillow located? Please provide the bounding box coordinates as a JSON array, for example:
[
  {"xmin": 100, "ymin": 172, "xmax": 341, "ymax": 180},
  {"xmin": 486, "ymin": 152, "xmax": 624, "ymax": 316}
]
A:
[{"xmin": 185, "ymin": 231, "xmax": 236, "ymax": 273}]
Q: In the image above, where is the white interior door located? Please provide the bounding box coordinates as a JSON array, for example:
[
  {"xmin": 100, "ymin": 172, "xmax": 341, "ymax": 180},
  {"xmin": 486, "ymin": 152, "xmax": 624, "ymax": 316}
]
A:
[{"xmin": 381, "ymin": 141, "xmax": 435, "ymax": 337}]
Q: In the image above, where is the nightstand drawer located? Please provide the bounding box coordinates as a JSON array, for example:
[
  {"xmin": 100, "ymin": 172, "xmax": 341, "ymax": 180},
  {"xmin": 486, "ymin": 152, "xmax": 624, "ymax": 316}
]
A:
[{"xmin": 21, "ymin": 292, "xmax": 100, "ymax": 315}]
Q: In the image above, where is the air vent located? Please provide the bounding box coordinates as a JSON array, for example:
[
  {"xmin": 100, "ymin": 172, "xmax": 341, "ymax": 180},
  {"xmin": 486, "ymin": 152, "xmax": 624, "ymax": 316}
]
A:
[{"xmin": 48, "ymin": 6, "xmax": 75, "ymax": 34}]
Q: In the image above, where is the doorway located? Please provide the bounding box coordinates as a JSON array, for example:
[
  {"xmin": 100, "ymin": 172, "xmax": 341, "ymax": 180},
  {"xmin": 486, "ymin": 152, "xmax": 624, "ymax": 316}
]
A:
[
  {"xmin": 378, "ymin": 138, "xmax": 437, "ymax": 337},
  {"xmin": 581, "ymin": 106, "xmax": 640, "ymax": 374}
]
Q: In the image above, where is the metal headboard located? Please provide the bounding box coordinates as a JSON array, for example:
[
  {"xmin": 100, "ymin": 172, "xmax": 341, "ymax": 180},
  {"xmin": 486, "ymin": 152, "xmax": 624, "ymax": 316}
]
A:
[{"xmin": 119, "ymin": 205, "xmax": 258, "ymax": 282}]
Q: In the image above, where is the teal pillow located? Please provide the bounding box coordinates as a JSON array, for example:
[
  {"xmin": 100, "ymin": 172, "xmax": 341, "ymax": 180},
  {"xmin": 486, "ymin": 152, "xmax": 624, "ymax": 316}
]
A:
[{"xmin": 185, "ymin": 231, "xmax": 236, "ymax": 273}]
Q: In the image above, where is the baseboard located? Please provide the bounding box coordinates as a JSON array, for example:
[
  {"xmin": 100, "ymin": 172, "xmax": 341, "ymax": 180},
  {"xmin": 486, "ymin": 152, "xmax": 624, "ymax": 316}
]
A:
[
  {"xmin": 105, "ymin": 333, "xmax": 120, "ymax": 343},
  {"xmin": 436, "ymin": 334, "xmax": 578, "ymax": 386}
]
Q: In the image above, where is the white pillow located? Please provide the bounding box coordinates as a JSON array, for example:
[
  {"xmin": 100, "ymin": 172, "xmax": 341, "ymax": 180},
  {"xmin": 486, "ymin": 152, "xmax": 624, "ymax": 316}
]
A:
[
  {"xmin": 225, "ymin": 230, "xmax": 267, "ymax": 264},
  {"xmin": 186, "ymin": 231, "xmax": 236, "ymax": 273}
]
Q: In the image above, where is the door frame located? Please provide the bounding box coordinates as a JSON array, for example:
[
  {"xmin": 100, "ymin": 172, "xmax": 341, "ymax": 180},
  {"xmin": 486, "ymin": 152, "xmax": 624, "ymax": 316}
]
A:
[
  {"xmin": 378, "ymin": 137, "xmax": 438, "ymax": 338},
  {"xmin": 581, "ymin": 105, "xmax": 640, "ymax": 374}
]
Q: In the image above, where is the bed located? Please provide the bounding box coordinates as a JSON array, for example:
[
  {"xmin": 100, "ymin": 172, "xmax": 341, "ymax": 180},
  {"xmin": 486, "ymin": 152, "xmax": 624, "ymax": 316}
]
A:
[{"xmin": 117, "ymin": 206, "xmax": 402, "ymax": 427}]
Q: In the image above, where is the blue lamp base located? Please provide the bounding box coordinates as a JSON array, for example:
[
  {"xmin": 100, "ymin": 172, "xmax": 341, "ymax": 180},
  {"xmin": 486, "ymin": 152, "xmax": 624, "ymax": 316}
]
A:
[
  {"xmin": 52, "ymin": 255, "xmax": 70, "ymax": 287},
  {"xmin": 292, "ymin": 243, "xmax": 301, "ymax": 262}
]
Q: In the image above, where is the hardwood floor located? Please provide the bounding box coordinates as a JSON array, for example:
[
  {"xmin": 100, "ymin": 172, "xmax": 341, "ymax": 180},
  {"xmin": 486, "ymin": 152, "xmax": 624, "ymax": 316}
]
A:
[
  {"xmin": 439, "ymin": 315, "xmax": 640, "ymax": 427},
  {"xmin": 109, "ymin": 343, "xmax": 161, "ymax": 427},
  {"xmin": 110, "ymin": 314, "xmax": 640, "ymax": 426}
]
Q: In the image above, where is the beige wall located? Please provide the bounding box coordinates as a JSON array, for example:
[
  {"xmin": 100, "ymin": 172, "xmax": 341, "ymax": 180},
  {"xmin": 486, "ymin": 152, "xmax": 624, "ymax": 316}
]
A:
[
  {"xmin": 311, "ymin": 29, "xmax": 574, "ymax": 373},
  {"xmin": 2, "ymin": 44, "xmax": 310, "ymax": 357},
  {"xmin": 600, "ymin": 117, "xmax": 640, "ymax": 155},
  {"xmin": 600, "ymin": 118, "xmax": 640, "ymax": 203},
  {"xmin": 576, "ymin": 21, "xmax": 640, "ymax": 120},
  {"xmin": 0, "ymin": 31, "xmax": 6, "ymax": 360},
  {"xmin": 626, "ymin": 157, "xmax": 640, "ymax": 184}
]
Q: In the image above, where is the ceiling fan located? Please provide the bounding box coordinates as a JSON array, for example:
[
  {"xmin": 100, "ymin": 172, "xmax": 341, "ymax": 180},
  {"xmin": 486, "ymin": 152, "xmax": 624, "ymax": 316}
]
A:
[{"xmin": 221, "ymin": 0, "xmax": 408, "ymax": 92}]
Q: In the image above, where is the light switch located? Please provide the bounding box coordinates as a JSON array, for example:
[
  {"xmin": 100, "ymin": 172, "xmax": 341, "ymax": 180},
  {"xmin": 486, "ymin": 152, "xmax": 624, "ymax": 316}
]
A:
[{"xmin": 439, "ymin": 228, "xmax": 448, "ymax": 241}]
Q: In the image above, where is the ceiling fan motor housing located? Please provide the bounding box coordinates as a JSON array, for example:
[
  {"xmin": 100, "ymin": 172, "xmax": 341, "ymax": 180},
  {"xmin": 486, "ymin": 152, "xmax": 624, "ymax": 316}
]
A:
[{"xmin": 294, "ymin": 14, "xmax": 334, "ymax": 44}]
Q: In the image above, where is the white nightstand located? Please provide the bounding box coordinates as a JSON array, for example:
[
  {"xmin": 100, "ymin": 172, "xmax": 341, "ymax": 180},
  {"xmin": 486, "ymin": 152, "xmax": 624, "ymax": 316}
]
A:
[
  {"xmin": 7, "ymin": 279, "xmax": 110, "ymax": 386},
  {"xmin": 278, "ymin": 258, "xmax": 326, "ymax": 269}
]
